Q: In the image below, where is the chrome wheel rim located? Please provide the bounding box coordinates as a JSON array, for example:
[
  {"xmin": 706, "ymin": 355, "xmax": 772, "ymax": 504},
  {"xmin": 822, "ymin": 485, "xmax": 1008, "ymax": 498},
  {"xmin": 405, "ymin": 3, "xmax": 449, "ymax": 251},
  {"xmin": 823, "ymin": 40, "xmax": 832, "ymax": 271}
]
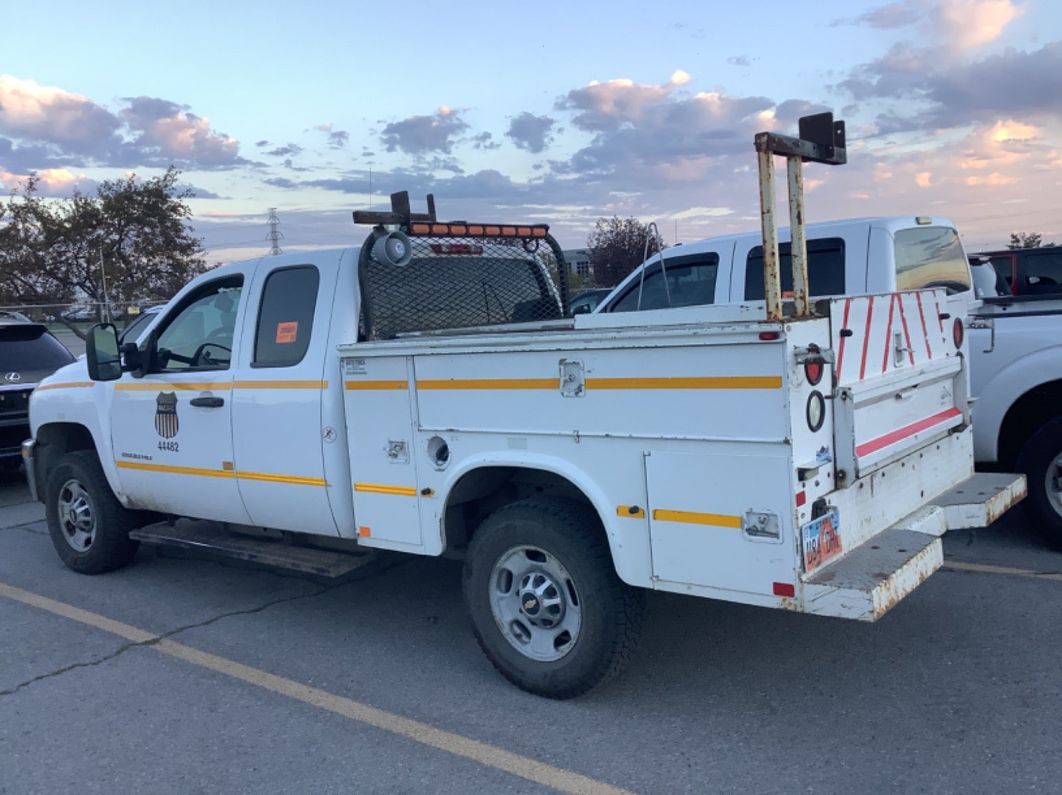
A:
[
  {"xmin": 57, "ymin": 478, "xmax": 95, "ymax": 552},
  {"xmin": 1047, "ymin": 451, "xmax": 1062, "ymax": 519},
  {"xmin": 488, "ymin": 545, "xmax": 581, "ymax": 662}
]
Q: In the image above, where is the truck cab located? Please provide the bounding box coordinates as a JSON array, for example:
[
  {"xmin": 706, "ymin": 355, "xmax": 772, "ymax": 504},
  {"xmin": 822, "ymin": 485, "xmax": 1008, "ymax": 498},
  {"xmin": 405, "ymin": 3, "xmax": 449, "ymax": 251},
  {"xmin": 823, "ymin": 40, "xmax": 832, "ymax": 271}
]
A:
[{"xmin": 597, "ymin": 216, "xmax": 973, "ymax": 316}]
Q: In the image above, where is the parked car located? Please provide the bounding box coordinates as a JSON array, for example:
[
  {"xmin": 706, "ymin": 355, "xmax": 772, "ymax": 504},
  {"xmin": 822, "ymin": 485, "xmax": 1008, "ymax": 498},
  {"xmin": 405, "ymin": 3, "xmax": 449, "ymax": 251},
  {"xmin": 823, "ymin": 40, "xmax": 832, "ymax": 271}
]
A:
[
  {"xmin": 0, "ymin": 319, "xmax": 76, "ymax": 470},
  {"xmin": 61, "ymin": 305, "xmax": 101, "ymax": 322},
  {"xmin": 974, "ymin": 246, "xmax": 1062, "ymax": 297}
]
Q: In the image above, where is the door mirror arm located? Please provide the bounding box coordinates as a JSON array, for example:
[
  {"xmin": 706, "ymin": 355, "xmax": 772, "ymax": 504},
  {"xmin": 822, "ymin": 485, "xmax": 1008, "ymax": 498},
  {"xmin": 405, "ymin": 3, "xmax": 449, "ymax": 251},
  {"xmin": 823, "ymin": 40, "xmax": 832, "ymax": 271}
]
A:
[{"xmin": 121, "ymin": 329, "xmax": 157, "ymax": 379}]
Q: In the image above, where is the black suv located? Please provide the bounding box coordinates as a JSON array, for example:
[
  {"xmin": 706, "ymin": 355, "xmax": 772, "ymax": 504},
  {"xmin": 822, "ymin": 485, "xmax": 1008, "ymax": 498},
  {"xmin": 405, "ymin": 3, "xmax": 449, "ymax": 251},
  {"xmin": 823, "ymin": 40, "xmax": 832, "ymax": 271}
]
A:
[{"xmin": 0, "ymin": 320, "xmax": 76, "ymax": 470}]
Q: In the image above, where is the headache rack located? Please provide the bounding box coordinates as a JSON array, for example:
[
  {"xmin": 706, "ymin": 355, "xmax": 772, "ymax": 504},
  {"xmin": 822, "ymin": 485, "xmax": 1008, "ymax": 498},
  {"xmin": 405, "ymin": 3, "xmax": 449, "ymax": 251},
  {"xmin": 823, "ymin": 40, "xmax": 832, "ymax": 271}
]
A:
[{"xmin": 353, "ymin": 193, "xmax": 570, "ymax": 340}]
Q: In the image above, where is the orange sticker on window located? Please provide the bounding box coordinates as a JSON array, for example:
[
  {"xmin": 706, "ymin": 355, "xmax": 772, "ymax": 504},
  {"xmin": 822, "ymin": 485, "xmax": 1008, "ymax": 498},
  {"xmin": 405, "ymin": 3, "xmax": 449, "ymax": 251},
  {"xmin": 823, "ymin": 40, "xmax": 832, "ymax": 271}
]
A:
[{"xmin": 275, "ymin": 321, "xmax": 299, "ymax": 344}]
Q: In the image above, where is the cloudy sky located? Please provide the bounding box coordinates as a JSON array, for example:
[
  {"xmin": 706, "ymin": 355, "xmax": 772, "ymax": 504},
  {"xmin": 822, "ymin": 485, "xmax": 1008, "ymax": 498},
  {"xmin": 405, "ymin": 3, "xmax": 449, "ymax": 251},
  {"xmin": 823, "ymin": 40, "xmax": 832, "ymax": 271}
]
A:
[{"xmin": 2, "ymin": 0, "xmax": 1060, "ymax": 262}]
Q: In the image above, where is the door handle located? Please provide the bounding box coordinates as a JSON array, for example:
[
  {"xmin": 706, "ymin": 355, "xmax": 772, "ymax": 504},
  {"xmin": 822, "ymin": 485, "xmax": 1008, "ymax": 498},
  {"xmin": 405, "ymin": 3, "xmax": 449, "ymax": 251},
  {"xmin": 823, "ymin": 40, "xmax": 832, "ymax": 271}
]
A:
[{"xmin": 190, "ymin": 396, "xmax": 225, "ymax": 408}]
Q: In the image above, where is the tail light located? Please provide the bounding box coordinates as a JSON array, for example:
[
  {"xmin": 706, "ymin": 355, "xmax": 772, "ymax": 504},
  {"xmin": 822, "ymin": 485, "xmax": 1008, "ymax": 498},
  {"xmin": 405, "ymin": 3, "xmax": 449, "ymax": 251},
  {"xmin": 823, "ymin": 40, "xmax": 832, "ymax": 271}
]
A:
[
  {"xmin": 952, "ymin": 317, "xmax": 964, "ymax": 349},
  {"xmin": 804, "ymin": 344, "xmax": 825, "ymax": 386}
]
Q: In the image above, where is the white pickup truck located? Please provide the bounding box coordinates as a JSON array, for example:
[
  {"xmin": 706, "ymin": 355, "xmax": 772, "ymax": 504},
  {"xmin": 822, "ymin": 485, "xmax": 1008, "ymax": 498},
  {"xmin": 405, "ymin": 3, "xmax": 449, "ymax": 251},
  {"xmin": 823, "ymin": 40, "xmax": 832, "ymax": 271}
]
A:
[
  {"xmin": 598, "ymin": 219, "xmax": 1061, "ymax": 546},
  {"xmin": 23, "ymin": 115, "xmax": 1025, "ymax": 697}
]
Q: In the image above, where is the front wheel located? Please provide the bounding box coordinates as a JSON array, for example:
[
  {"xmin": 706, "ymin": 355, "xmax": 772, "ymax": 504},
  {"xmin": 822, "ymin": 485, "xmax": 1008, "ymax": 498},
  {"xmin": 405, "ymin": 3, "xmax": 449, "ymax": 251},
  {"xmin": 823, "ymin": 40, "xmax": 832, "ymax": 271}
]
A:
[
  {"xmin": 45, "ymin": 450, "xmax": 139, "ymax": 574},
  {"xmin": 1015, "ymin": 417, "xmax": 1062, "ymax": 548},
  {"xmin": 463, "ymin": 497, "xmax": 644, "ymax": 699}
]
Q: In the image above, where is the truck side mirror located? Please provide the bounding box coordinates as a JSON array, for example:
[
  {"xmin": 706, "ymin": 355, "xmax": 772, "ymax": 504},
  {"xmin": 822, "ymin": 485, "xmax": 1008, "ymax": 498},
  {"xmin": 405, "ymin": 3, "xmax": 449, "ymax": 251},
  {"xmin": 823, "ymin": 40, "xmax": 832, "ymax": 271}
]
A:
[{"xmin": 86, "ymin": 324, "xmax": 122, "ymax": 381}]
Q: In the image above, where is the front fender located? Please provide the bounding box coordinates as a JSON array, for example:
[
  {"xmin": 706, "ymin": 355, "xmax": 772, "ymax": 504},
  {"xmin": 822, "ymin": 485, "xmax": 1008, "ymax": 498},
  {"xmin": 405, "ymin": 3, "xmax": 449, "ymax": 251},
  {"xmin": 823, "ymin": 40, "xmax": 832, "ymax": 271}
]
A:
[
  {"xmin": 971, "ymin": 347, "xmax": 1062, "ymax": 463},
  {"xmin": 31, "ymin": 369, "xmax": 123, "ymax": 503}
]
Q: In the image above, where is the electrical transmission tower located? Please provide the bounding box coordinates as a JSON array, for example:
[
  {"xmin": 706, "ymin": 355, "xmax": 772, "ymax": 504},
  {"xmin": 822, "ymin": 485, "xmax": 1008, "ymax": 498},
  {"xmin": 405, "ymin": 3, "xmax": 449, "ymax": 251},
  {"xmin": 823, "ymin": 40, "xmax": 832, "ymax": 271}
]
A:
[{"xmin": 266, "ymin": 208, "xmax": 284, "ymax": 255}]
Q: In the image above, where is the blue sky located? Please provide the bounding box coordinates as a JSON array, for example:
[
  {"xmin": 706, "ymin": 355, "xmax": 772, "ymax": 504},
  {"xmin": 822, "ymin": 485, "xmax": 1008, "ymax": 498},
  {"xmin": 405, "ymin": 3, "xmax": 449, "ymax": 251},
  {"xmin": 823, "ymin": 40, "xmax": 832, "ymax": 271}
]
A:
[{"xmin": 2, "ymin": 0, "xmax": 1060, "ymax": 262}]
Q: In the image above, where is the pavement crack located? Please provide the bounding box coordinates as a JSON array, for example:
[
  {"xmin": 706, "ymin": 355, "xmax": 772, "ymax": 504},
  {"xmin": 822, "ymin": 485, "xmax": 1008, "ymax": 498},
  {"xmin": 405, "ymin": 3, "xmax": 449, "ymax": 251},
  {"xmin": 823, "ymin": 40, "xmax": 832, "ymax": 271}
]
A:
[
  {"xmin": 0, "ymin": 555, "xmax": 414, "ymax": 700},
  {"xmin": 0, "ymin": 641, "xmax": 142, "ymax": 699}
]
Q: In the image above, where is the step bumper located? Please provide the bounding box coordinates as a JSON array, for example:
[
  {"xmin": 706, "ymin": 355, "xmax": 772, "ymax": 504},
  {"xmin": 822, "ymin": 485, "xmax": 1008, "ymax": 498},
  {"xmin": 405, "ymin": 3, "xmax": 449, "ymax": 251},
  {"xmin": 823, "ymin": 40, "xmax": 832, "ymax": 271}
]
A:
[
  {"xmin": 801, "ymin": 507, "xmax": 944, "ymax": 622},
  {"xmin": 929, "ymin": 472, "xmax": 1026, "ymax": 529}
]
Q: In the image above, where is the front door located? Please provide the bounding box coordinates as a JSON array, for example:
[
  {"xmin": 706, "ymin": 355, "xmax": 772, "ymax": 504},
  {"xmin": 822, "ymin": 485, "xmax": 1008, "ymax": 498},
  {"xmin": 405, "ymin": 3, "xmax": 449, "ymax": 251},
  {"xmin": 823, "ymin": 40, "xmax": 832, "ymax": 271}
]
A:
[{"xmin": 110, "ymin": 273, "xmax": 251, "ymax": 524}]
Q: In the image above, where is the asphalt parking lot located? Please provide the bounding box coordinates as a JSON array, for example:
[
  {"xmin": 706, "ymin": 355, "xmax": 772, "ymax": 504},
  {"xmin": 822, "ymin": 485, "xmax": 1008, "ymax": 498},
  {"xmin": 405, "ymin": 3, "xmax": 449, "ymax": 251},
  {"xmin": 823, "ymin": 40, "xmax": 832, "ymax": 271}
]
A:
[{"xmin": 1, "ymin": 470, "xmax": 1060, "ymax": 794}]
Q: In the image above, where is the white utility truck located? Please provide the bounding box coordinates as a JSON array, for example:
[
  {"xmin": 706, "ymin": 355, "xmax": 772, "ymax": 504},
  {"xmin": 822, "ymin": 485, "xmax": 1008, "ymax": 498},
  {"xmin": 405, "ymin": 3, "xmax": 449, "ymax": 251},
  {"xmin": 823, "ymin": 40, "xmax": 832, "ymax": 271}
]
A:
[
  {"xmin": 24, "ymin": 115, "xmax": 1025, "ymax": 698},
  {"xmin": 598, "ymin": 219, "xmax": 1062, "ymax": 545}
]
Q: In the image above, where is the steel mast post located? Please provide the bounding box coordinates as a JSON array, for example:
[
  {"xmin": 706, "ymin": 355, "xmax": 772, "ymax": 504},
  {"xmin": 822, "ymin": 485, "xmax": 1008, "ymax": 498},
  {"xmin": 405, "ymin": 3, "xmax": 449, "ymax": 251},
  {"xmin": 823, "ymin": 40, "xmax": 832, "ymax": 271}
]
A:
[
  {"xmin": 756, "ymin": 144, "xmax": 783, "ymax": 322},
  {"xmin": 787, "ymin": 156, "xmax": 810, "ymax": 317}
]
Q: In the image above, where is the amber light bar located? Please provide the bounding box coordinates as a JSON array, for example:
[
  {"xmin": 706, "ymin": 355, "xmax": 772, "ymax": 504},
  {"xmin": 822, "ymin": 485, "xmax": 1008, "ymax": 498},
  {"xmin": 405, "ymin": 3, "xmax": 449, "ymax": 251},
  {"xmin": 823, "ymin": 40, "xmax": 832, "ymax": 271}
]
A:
[{"xmin": 408, "ymin": 222, "xmax": 549, "ymax": 239}]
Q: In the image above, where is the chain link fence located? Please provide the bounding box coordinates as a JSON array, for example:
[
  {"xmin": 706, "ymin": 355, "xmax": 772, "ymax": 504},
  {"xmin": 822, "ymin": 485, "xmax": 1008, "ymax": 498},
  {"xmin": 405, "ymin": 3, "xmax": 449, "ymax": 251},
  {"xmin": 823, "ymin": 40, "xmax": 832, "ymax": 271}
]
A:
[{"xmin": 0, "ymin": 301, "xmax": 165, "ymax": 356}]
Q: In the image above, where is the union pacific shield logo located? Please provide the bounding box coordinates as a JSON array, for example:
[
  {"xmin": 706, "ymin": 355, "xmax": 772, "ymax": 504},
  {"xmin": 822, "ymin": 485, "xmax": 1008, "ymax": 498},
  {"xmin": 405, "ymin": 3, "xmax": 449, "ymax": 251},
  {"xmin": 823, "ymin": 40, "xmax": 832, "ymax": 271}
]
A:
[{"xmin": 155, "ymin": 392, "xmax": 179, "ymax": 439}]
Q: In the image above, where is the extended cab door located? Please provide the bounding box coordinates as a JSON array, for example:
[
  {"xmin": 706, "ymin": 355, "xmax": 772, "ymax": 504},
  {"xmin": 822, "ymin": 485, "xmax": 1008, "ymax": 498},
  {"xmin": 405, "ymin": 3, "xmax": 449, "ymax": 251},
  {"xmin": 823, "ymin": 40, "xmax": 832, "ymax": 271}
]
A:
[
  {"xmin": 229, "ymin": 260, "xmax": 339, "ymax": 536},
  {"xmin": 110, "ymin": 272, "xmax": 251, "ymax": 524},
  {"xmin": 730, "ymin": 234, "xmax": 860, "ymax": 302}
]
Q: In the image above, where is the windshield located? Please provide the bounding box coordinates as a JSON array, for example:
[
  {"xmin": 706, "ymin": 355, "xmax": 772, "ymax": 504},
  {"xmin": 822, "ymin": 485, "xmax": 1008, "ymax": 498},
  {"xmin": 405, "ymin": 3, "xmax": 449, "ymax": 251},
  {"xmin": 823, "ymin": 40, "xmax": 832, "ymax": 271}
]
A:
[{"xmin": 0, "ymin": 326, "xmax": 76, "ymax": 372}]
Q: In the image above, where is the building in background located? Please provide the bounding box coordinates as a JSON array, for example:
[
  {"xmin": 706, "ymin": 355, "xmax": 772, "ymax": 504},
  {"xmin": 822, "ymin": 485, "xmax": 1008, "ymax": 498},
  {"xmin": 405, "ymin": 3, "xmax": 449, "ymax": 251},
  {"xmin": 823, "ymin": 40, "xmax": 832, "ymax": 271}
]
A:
[{"xmin": 563, "ymin": 248, "xmax": 593, "ymax": 282}]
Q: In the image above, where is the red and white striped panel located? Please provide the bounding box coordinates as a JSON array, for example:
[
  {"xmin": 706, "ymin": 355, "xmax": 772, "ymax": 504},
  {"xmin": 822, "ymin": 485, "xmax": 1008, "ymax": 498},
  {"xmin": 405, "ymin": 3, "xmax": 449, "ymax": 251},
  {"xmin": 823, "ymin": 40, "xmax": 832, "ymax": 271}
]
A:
[{"xmin": 830, "ymin": 289, "xmax": 951, "ymax": 387}]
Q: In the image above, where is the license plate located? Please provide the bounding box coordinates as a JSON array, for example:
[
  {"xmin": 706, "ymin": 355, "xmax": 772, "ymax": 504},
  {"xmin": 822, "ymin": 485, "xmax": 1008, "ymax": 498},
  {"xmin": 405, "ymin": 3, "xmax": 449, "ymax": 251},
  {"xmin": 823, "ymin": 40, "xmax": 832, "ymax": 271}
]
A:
[{"xmin": 802, "ymin": 509, "xmax": 842, "ymax": 571}]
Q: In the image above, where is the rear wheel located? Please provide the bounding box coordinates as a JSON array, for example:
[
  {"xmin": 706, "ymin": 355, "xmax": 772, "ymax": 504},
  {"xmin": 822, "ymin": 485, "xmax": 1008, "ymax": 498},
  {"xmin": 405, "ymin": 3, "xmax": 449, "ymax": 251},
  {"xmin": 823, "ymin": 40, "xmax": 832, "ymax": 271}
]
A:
[
  {"xmin": 45, "ymin": 450, "xmax": 139, "ymax": 574},
  {"xmin": 1015, "ymin": 417, "xmax": 1062, "ymax": 548},
  {"xmin": 463, "ymin": 497, "xmax": 643, "ymax": 699}
]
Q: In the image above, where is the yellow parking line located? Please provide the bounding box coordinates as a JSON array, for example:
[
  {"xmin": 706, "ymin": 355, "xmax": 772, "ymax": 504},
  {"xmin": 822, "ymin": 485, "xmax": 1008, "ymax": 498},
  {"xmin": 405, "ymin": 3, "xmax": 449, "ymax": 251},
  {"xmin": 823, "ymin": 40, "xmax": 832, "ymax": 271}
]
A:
[
  {"xmin": 0, "ymin": 581, "xmax": 631, "ymax": 795},
  {"xmin": 942, "ymin": 560, "xmax": 1062, "ymax": 582}
]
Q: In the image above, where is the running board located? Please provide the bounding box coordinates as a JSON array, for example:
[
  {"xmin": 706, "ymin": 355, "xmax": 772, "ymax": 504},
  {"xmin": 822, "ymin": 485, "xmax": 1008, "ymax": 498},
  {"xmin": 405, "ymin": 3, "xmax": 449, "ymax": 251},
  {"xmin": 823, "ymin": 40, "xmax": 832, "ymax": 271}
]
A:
[
  {"xmin": 930, "ymin": 472, "xmax": 1027, "ymax": 529},
  {"xmin": 130, "ymin": 522, "xmax": 376, "ymax": 578}
]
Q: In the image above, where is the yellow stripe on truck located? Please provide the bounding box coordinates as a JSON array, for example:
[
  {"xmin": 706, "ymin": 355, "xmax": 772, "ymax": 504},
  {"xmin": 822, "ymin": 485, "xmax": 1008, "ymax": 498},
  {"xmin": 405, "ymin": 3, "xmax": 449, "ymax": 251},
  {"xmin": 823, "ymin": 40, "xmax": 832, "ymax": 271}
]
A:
[
  {"xmin": 651, "ymin": 508, "xmax": 743, "ymax": 529},
  {"xmin": 115, "ymin": 382, "xmax": 233, "ymax": 391},
  {"xmin": 33, "ymin": 382, "xmax": 95, "ymax": 392},
  {"xmin": 586, "ymin": 376, "xmax": 782, "ymax": 390},
  {"xmin": 353, "ymin": 482, "xmax": 418, "ymax": 496},
  {"xmin": 416, "ymin": 378, "xmax": 559, "ymax": 390},
  {"xmin": 344, "ymin": 380, "xmax": 408, "ymax": 390},
  {"xmin": 233, "ymin": 380, "xmax": 327, "ymax": 390},
  {"xmin": 116, "ymin": 460, "xmax": 326, "ymax": 486}
]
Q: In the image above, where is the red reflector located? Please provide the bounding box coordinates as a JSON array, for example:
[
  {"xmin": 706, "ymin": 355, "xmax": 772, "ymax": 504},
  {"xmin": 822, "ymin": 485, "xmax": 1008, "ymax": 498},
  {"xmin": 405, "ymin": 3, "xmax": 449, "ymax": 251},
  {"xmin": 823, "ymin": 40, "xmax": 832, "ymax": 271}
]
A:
[
  {"xmin": 795, "ymin": 490, "xmax": 807, "ymax": 507},
  {"xmin": 773, "ymin": 582, "xmax": 796, "ymax": 598},
  {"xmin": 759, "ymin": 331, "xmax": 780, "ymax": 341},
  {"xmin": 952, "ymin": 317, "xmax": 964, "ymax": 349},
  {"xmin": 805, "ymin": 360, "xmax": 823, "ymax": 385}
]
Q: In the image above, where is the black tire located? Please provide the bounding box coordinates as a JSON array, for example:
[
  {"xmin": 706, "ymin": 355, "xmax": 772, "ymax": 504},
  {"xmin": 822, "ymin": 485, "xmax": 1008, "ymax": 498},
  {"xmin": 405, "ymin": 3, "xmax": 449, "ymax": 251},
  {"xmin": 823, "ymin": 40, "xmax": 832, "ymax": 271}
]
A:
[
  {"xmin": 45, "ymin": 450, "xmax": 139, "ymax": 574},
  {"xmin": 463, "ymin": 497, "xmax": 644, "ymax": 699},
  {"xmin": 1015, "ymin": 417, "xmax": 1062, "ymax": 548}
]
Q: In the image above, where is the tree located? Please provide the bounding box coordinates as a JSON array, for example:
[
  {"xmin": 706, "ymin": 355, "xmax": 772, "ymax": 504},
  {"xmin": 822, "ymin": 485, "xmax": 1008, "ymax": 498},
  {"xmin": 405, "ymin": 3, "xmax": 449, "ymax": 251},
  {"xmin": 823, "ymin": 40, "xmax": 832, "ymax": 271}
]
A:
[
  {"xmin": 1008, "ymin": 232, "xmax": 1056, "ymax": 249},
  {"xmin": 587, "ymin": 216, "xmax": 664, "ymax": 288},
  {"xmin": 0, "ymin": 167, "xmax": 207, "ymax": 316}
]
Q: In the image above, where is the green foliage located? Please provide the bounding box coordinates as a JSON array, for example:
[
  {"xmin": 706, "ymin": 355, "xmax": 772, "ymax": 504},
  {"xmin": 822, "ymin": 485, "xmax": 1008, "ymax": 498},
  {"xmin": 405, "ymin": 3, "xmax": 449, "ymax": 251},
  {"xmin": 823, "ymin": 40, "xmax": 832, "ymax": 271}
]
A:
[
  {"xmin": 1008, "ymin": 232, "xmax": 1056, "ymax": 249},
  {"xmin": 586, "ymin": 216, "xmax": 663, "ymax": 288},
  {"xmin": 0, "ymin": 167, "xmax": 207, "ymax": 307}
]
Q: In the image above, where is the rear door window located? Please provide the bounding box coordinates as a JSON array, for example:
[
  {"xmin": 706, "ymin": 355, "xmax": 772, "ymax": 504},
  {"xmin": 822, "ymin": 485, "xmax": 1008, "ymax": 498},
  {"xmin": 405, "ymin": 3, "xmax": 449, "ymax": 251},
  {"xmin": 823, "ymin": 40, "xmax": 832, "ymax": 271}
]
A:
[
  {"xmin": 894, "ymin": 227, "xmax": 971, "ymax": 294},
  {"xmin": 253, "ymin": 266, "xmax": 319, "ymax": 367},
  {"xmin": 607, "ymin": 254, "xmax": 720, "ymax": 312},
  {"xmin": 744, "ymin": 238, "xmax": 846, "ymax": 300},
  {"xmin": 1021, "ymin": 249, "xmax": 1062, "ymax": 294}
]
